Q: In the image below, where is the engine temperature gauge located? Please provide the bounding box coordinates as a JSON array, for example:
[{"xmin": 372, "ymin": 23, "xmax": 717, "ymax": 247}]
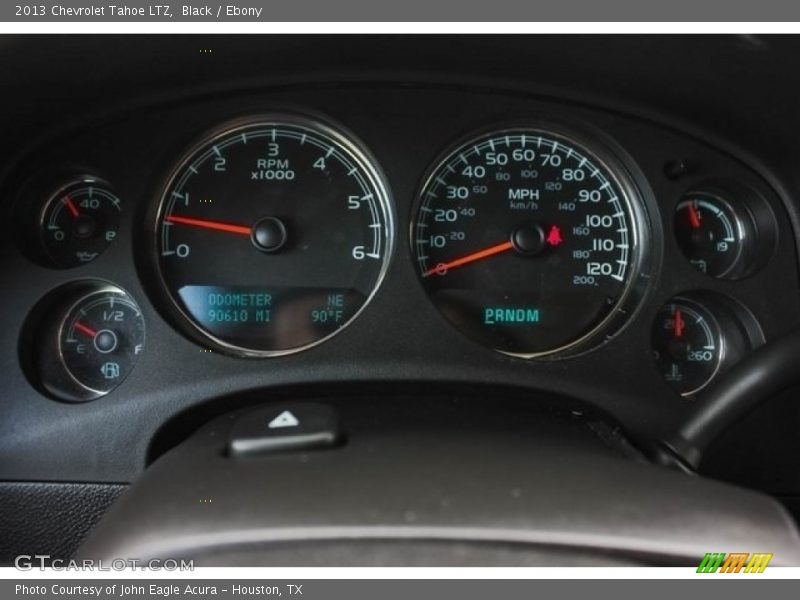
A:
[
  {"xmin": 37, "ymin": 283, "xmax": 145, "ymax": 402},
  {"xmin": 651, "ymin": 293, "xmax": 764, "ymax": 397},
  {"xmin": 651, "ymin": 297, "xmax": 723, "ymax": 396}
]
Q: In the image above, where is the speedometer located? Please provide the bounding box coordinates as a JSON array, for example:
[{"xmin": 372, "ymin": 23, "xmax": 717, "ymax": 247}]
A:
[
  {"xmin": 411, "ymin": 126, "xmax": 651, "ymax": 357},
  {"xmin": 153, "ymin": 115, "xmax": 394, "ymax": 356}
]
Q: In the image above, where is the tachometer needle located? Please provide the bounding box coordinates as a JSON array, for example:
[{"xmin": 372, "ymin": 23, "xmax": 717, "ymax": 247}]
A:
[
  {"xmin": 166, "ymin": 214, "xmax": 252, "ymax": 236},
  {"xmin": 63, "ymin": 195, "xmax": 80, "ymax": 218},
  {"xmin": 424, "ymin": 240, "xmax": 514, "ymax": 277},
  {"xmin": 74, "ymin": 321, "xmax": 98, "ymax": 338}
]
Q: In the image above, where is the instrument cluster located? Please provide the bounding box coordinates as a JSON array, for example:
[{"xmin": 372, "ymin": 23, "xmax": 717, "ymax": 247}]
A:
[{"xmin": 4, "ymin": 88, "xmax": 795, "ymax": 408}]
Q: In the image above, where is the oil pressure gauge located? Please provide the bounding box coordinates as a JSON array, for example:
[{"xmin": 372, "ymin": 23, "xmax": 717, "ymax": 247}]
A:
[
  {"xmin": 39, "ymin": 178, "xmax": 121, "ymax": 268},
  {"xmin": 37, "ymin": 282, "xmax": 145, "ymax": 402}
]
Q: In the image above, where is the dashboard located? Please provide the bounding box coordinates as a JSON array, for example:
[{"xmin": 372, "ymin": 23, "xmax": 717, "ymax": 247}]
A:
[{"xmin": 3, "ymin": 36, "xmax": 800, "ymax": 558}]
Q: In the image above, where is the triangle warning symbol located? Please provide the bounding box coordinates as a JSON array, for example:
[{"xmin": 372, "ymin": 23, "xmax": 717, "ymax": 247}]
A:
[{"xmin": 268, "ymin": 410, "xmax": 300, "ymax": 429}]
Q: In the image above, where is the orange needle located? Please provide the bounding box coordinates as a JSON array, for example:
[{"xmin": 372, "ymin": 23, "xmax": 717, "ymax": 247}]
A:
[
  {"xmin": 674, "ymin": 308, "xmax": 685, "ymax": 338},
  {"xmin": 688, "ymin": 203, "xmax": 701, "ymax": 229},
  {"xmin": 74, "ymin": 321, "xmax": 98, "ymax": 338},
  {"xmin": 63, "ymin": 195, "xmax": 80, "ymax": 218},
  {"xmin": 166, "ymin": 214, "xmax": 252, "ymax": 236},
  {"xmin": 424, "ymin": 241, "xmax": 514, "ymax": 277}
]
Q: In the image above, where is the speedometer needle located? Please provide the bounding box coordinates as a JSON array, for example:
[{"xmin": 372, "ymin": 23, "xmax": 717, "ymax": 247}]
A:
[
  {"xmin": 165, "ymin": 214, "xmax": 252, "ymax": 236},
  {"xmin": 424, "ymin": 241, "xmax": 514, "ymax": 277}
]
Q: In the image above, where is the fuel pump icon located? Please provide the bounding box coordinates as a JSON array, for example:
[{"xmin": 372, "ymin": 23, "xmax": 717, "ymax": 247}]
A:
[{"xmin": 100, "ymin": 361, "xmax": 121, "ymax": 380}]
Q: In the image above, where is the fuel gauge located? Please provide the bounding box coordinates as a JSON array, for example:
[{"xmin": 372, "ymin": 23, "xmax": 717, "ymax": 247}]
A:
[{"xmin": 37, "ymin": 283, "xmax": 145, "ymax": 402}]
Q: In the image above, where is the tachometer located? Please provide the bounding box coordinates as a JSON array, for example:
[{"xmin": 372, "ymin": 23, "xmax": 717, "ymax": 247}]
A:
[
  {"xmin": 154, "ymin": 115, "xmax": 394, "ymax": 356},
  {"xmin": 411, "ymin": 126, "xmax": 650, "ymax": 357}
]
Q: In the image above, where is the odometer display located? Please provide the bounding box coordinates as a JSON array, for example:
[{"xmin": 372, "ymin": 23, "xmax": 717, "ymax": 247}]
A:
[
  {"xmin": 412, "ymin": 127, "xmax": 646, "ymax": 356},
  {"xmin": 155, "ymin": 115, "xmax": 393, "ymax": 356}
]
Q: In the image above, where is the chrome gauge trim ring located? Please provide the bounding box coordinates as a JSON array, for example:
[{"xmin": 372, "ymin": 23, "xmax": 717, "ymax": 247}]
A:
[
  {"xmin": 410, "ymin": 123, "xmax": 654, "ymax": 359},
  {"xmin": 56, "ymin": 283, "xmax": 144, "ymax": 398},
  {"xmin": 152, "ymin": 113, "xmax": 396, "ymax": 358}
]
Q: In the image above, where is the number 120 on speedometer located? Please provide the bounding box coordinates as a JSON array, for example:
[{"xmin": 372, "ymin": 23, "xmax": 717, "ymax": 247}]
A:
[{"xmin": 411, "ymin": 126, "xmax": 652, "ymax": 357}]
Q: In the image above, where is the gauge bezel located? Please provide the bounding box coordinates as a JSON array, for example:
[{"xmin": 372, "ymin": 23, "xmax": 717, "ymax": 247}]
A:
[
  {"xmin": 674, "ymin": 181, "xmax": 778, "ymax": 280},
  {"xmin": 57, "ymin": 283, "xmax": 144, "ymax": 398},
  {"xmin": 410, "ymin": 121, "xmax": 656, "ymax": 359},
  {"xmin": 32, "ymin": 280, "xmax": 145, "ymax": 403},
  {"xmin": 656, "ymin": 296, "xmax": 726, "ymax": 397},
  {"xmin": 674, "ymin": 192, "xmax": 747, "ymax": 280},
  {"xmin": 150, "ymin": 112, "xmax": 396, "ymax": 358},
  {"xmin": 652, "ymin": 291, "xmax": 765, "ymax": 397},
  {"xmin": 38, "ymin": 176, "xmax": 121, "ymax": 268}
]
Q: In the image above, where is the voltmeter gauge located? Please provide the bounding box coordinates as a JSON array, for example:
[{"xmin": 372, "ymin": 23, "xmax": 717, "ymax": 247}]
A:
[
  {"xmin": 651, "ymin": 293, "xmax": 764, "ymax": 397},
  {"xmin": 674, "ymin": 185, "xmax": 776, "ymax": 280},
  {"xmin": 37, "ymin": 283, "xmax": 145, "ymax": 402},
  {"xmin": 39, "ymin": 179, "xmax": 121, "ymax": 268}
]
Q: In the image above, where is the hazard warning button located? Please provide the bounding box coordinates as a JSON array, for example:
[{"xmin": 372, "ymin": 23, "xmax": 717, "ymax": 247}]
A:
[{"xmin": 228, "ymin": 403, "xmax": 340, "ymax": 456}]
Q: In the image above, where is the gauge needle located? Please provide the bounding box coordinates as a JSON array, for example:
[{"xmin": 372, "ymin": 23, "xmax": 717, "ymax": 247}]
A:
[
  {"xmin": 165, "ymin": 214, "xmax": 252, "ymax": 236},
  {"xmin": 62, "ymin": 195, "xmax": 80, "ymax": 218},
  {"xmin": 424, "ymin": 240, "xmax": 514, "ymax": 277},
  {"xmin": 674, "ymin": 308, "xmax": 685, "ymax": 338},
  {"xmin": 74, "ymin": 321, "xmax": 98, "ymax": 338},
  {"xmin": 688, "ymin": 203, "xmax": 702, "ymax": 229}
]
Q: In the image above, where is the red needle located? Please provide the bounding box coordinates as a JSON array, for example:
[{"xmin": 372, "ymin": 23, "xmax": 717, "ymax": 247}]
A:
[
  {"xmin": 63, "ymin": 195, "xmax": 80, "ymax": 218},
  {"xmin": 74, "ymin": 321, "xmax": 98, "ymax": 338},
  {"xmin": 166, "ymin": 214, "xmax": 252, "ymax": 236},
  {"xmin": 687, "ymin": 203, "xmax": 701, "ymax": 229},
  {"xmin": 674, "ymin": 308, "xmax": 685, "ymax": 338},
  {"xmin": 424, "ymin": 241, "xmax": 514, "ymax": 277}
]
